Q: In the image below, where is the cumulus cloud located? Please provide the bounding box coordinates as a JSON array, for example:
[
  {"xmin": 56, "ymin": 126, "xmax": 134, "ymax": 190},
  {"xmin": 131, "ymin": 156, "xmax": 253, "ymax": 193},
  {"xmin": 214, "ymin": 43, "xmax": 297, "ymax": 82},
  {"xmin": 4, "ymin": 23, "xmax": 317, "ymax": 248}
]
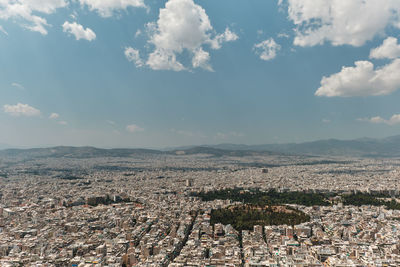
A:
[
  {"xmin": 253, "ymin": 38, "xmax": 281, "ymax": 61},
  {"xmin": 146, "ymin": 49, "xmax": 185, "ymax": 71},
  {"xmin": 126, "ymin": 0, "xmax": 237, "ymax": 71},
  {"xmin": 192, "ymin": 47, "xmax": 212, "ymax": 71},
  {"xmin": 1, "ymin": 0, "xmax": 144, "ymax": 34},
  {"xmin": 146, "ymin": 0, "xmax": 213, "ymax": 71},
  {"xmin": 3, "ymin": 103, "xmax": 41, "ymax": 117},
  {"xmin": 209, "ymin": 28, "xmax": 239, "ymax": 49},
  {"xmin": 78, "ymin": 0, "xmax": 146, "ymax": 17},
  {"xmin": 315, "ymin": 59, "xmax": 400, "ymax": 97},
  {"xmin": 49, "ymin": 113, "xmax": 59, "ymax": 119},
  {"xmin": 124, "ymin": 47, "xmax": 143, "ymax": 67},
  {"xmin": 0, "ymin": 0, "xmax": 67, "ymax": 35},
  {"xmin": 19, "ymin": 0, "xmax": 67, "ymax": 14},
  {"xmin": 358, "ymin": 114, "xmax": 400, "ymax": 125},
  {"xmin": 62, "ymin": 21, "xmax": 96, "ymax": 41},
  {"xmin": 370, "ymin": 37, "xmax": 400, "ymax": 59},
  {"xmin": 58, "ymin": 120, "xmax": 68, "ymax": 125},
  {"xmin": 283, "ymin": 0, "xmax": 400, "ymax": 47},
  {"xmin": 126, "ymin": 124, "xmax": 144, "ymax": 133}
]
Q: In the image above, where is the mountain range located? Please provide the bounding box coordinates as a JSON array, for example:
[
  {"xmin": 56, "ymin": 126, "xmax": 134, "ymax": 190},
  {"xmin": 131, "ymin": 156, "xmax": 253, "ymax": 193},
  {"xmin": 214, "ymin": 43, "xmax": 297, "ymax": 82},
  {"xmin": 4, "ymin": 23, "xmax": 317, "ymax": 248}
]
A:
[
  {"xmin": 205, "ymin": 135, "xmax": 400, "ymax": 157},
  {"xmin": 1, "ymin": 135, "xmax": 400, "ymax": 158}
]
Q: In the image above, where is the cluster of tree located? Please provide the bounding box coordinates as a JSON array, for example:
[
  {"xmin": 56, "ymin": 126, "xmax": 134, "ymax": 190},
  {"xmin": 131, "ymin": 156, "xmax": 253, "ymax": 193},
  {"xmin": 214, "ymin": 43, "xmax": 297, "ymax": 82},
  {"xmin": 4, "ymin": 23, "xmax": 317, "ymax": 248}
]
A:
[
  {"xmin": 193, "ymin": 188, "xmax": 400, "ymax": 211},
  {"xmin": 210, "ymin": 205, "xmax": 310, "ymax": 232},
  {"xmin": 192, "ymin": 188, "xmax": 330, "ymax": 206},
  {"xmin": 85, "ymin": 194, "xmax": 138, "ymax": 207},
  {"xmin": 342, "ymin": 193, "xmax": 400, "ymax": 210}
]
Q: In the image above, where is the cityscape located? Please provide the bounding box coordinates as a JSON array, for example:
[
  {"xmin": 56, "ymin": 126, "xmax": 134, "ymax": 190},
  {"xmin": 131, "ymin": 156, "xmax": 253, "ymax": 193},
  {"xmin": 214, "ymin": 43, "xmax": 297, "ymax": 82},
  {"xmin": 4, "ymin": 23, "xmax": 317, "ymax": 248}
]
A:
[
  {"xmin": 2, "ymin": 0, "xmax": 400, "ymax": 266},
  {"xmin": 1, "ymin": 146, "xmax": 400, "ymax": 266}
]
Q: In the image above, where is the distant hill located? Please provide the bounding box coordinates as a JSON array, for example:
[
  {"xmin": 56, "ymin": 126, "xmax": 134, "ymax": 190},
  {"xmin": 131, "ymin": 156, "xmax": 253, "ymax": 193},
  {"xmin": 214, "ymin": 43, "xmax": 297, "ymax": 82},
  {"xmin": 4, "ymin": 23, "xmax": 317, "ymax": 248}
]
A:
[
  {"xmin": 206, "ymin": 135, "xmax": 400, "ymax": 157},
  {"xmin": 1, "ymin": 135, "xmax": 400, "ymax": 158},
  {"xmin": 0, "ymin": 146, "xmax": 164, "ymax": 158},
  {"xmin": 0, "ymin": 143, "xmax": 14, "ymax": 150}
]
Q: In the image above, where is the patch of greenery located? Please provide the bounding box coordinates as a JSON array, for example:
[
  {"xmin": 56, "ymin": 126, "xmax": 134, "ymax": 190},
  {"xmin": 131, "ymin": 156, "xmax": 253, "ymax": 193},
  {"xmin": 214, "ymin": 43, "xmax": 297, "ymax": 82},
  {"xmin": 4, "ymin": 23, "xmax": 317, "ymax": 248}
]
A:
[
  {"xmin": 210, "ymin": 205, "xmax": 310, "ymax": 232},
  {"xmin": 192, "ymin": 188, "xmax": 331, "ymax": 206},
  {"xmin": 342, "ymin": 192, "xmax": 400, "ymax": 210}
]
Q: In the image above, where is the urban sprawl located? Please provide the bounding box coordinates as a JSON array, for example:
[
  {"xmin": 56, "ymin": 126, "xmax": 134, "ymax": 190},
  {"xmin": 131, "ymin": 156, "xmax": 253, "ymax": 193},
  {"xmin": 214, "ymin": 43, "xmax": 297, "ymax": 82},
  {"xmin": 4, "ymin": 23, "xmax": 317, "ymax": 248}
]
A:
[{"xmin": 1, "ymin": 150, "xmax": 400, "ymax": 266}]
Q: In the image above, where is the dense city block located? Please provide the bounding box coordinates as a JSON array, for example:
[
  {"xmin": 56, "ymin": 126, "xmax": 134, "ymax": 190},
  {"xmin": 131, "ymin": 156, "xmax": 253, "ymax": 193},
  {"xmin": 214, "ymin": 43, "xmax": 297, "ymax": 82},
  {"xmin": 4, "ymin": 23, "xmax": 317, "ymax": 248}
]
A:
[{"xmin": 1, "ymin": 149, "xmax": 400, "ymax": 266}]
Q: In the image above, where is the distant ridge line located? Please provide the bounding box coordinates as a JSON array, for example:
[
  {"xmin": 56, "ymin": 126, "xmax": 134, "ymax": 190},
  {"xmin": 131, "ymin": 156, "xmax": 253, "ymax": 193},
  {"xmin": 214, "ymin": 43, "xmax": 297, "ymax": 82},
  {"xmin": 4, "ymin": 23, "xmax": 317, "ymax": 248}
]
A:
[{"xmin": 1, "ymin": 135, "xmax": 400, "ymax": 158}]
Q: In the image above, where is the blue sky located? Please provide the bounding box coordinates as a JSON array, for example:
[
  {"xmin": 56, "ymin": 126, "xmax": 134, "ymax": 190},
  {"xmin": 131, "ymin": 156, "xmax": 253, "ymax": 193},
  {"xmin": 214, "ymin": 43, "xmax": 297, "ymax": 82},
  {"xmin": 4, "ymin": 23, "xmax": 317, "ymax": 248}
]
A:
[{"xmin": 1, "ymin": 0, "xmax": 400, "ymax": 148}]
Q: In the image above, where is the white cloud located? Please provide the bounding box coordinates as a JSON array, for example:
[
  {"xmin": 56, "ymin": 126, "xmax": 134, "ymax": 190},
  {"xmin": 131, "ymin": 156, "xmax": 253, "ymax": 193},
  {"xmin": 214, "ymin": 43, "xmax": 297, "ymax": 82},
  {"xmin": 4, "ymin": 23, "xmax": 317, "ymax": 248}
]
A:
[
  {"xmin": 315, "ymin": 59, "xmax": 400, "ymax": 97},
  {"xmin": 146, "ymin": 0, "xmax": 211, "ymax": 71},
  {"xmin": 62, "ymin": 21, "xmax": 96, "ymax": 41},
  {"xmin": 126, "ymin": 124, "xmax": 144, "ymax": 133},
  {"xmin": 3, "ymin": 103, "xmax": 41, "ymax": 117},
  {"xmin": 364, "ymin": 116, "xmax": 387, "ymax": 124},
  {"xmin": 0, "ymin": 0, "xmax": 145, "ymax": 34},
  {"xmin": 322, "ymin": 119, "xmax": 331, "ymax": 123},
  {"xmin": 11, "ymin": 82, "xmax": 24, "ymax": 90},
  {"xmin": 138, "ymin": 0, "xmax": 237, "ymax": 71},
  {"xmin": 146, "ymin": 49, "xmax": 185, "ymax": 71},
  {"xmin": 387, "ymin": 114, "xmax": 400, "ymax": 125},
  {"xmin": 49, "ymin": 113, "xmax": 59, "ymax": 119},
  {"xmin": 209, "ymin": 27, "xmax": 239, "ymax": 49},
  {"xmin": 149, "ymin": 0, "xmax": 211, "ymax": 52},
  {"xmin": 79, "ymin": 0, "xmax": 146, "ymax": 17},
  {"xmin": 370, "ymin": 37, "xmax": 400, "ymax": 59},
  {"xmin": 0, "ymin": 25, "xmax": 7, "ymax": 35},
  {"xmin": 253, "ymin": 38, "xmax": 281, "ymax": 61},
  {"xmin": 135, "ymin": 29, "xmax": 141, "ymax": 37},
  {"xmin": 370, "ymin": 116, "xmax": 387, "ymax": 124},
  {"xmin": 283, "ymin": 0, "xmax": 400, "ymax": 47},
  {"xmin": 19, "ymin": 0, "xmax": 67, "ymax": 14},
  {"xmin": 0, "ymin": 0, "xmax": 67, "ymax": 35},
  {"xmin": 358, "ymin": 114, "xmax": 400, "ymax": 125},
  {"xmin": 192, "ymin": 47, "xmax": 212, "ymax": 71},
  {"xmin": 49, "ymin": 112, "xmax": 67, "ymax": 125},
  {"xmin": 277, "ymin": 32, "xmax": 290, "ymax": 39},
  {"xmin": 124, "ymin": 47, "xmax": 143, "ymax": 67}
]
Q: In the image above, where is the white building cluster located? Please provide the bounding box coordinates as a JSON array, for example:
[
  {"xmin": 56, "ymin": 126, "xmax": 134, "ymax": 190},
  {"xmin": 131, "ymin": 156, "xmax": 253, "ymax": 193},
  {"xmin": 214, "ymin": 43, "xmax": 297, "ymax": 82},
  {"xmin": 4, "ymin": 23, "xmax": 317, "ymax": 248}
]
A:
[{"xmin": 1, "ymin": 152, "xmax": 400, "ymax": 266}]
